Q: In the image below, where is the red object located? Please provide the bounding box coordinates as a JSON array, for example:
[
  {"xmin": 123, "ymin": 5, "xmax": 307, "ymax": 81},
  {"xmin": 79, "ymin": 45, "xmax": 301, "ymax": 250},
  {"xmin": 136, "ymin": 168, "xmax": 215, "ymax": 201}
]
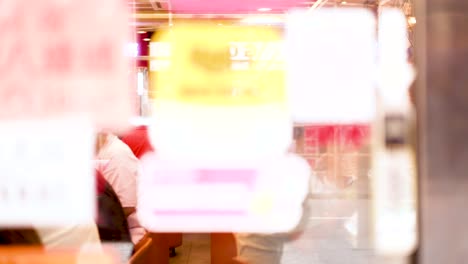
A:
[
  {"xmin": 136, "ymin": 33, "xmax": 149, "ymax": 68},
  {"xmin": 120, "ymin": 126, "xmax": 154, "ymax": 159},
  {"xmin": 304, "ymin": 124, "xmax": 370, "ymax": 150}
]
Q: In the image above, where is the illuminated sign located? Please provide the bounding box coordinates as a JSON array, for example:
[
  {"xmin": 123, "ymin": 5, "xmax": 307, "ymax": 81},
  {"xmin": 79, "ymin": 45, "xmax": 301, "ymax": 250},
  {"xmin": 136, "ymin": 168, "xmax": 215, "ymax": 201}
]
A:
[
  {"xmin": 149, "ymin": 24, "xmax": 291, "ymax": 160},
  {"xmin": 138, "ymin": 154, "xmax": 310, "ymax": 232}
]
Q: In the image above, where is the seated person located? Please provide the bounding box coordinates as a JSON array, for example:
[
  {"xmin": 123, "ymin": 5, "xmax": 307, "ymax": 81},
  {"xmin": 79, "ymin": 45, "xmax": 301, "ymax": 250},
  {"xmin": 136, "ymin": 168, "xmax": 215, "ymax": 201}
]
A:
[
  {"xmin": 120, "ymin": 126, "xmax": 182, "ymax": 257},
  {"xmin": 95, "ymin": 133, "xmax": 145, "ymax": 245},
  {"xmin": 235, "ymin": 138, "xmax": 310, "ymax": 264},
  {"xmin": 95, "ymin": 170, "xmax": 131, "ymax": 242},
  {"xmin": 96, "ymin": 170, "xmax": 133, "ymax": 263}
]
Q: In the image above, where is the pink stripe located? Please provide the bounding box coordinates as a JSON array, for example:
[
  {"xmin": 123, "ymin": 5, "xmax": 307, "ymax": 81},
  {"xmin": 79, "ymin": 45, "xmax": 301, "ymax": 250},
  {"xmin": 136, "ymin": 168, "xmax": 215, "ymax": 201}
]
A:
[
  {"xmin": 196, "ymin": 169, "xmax": 256, "ymax": 188},
  {"xmin": 154, "ymin": 210, "xmax": 247, "ymax": 216}
]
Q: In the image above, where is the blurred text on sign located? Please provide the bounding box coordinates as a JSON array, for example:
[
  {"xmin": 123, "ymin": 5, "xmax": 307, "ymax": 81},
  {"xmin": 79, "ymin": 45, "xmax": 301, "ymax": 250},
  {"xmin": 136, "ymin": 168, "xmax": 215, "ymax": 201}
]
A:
[
  {"xmin": 138, "ymin": 154, "xmax": 310, "ymax": 233},
  {"xmin": 149, "ymin": 24, "xmax": 292, "ymax": 160},
  {"xmin": 0, "ymin": 0, "xmax": 133, "ymax": 130},
  {"xmin": 0, "ymin": 118, "xmax": 95, "ymax": 226}
]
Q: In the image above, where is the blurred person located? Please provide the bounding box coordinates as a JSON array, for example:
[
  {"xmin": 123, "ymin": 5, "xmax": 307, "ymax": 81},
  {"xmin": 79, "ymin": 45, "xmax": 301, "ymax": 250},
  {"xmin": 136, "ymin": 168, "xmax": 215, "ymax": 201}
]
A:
[
  {"xmin": 235, "ymin": 203, "xmax": 310, "ymax": 264},
  {"xmin": 120, "ymin": 126, "xmax": 183, "ymax": 258},
  {"xmin": 96, "ymin": 170, "xmax": 133, "ymax": 263},
  {"xmin": 235, "ymin": 233, "xmax": 286, "ymax": 264},
  {"xmin": 235, "ymin": 196, "xmax": 310, "ymax": 264},
  {"xmin": 95, "ymin": 133, "xmax": 146, "ymax": 245},
  {"xmin": 95, "ymin": 170, "xmax": 131, "ymax": 242},
  {"xmin": 234, "ymin": 138, "xmax": 311, "ymax": 264}
]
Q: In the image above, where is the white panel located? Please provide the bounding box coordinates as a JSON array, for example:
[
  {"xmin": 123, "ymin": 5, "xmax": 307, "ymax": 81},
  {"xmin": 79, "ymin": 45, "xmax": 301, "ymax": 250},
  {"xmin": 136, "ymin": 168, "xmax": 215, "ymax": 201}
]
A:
[
  {"xmin": 0, "ymin": 118, "xmax": 95, "ymax": 226},
  {"xmin": 285, "ymin": 9, "xmax": 377, "ymax": 123}
]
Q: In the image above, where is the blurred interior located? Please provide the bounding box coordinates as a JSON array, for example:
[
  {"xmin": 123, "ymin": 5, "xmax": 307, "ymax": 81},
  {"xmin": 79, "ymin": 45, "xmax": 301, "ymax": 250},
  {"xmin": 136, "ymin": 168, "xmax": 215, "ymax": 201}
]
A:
[
  {"xmin": 125, "ymin": 1, "xmax": 414, "ymax": 263},
  {"xmin": 5, "ymin": 0, "xmax": 467, "ymax": 263}
]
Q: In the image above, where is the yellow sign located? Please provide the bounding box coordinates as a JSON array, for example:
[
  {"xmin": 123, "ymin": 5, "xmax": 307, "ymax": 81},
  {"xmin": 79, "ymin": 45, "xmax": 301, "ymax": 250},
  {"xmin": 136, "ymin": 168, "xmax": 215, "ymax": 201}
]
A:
[{"xmin": 151, "ymin": 24, "xmax": 285, "ymax": 106}]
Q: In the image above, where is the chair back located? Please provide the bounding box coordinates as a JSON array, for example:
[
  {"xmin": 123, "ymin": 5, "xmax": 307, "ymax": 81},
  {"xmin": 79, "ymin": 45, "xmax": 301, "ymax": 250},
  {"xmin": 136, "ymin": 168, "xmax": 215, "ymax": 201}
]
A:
[{"xmin": 129, "ymin": 235, "xmax": 153, "ymax": 264}]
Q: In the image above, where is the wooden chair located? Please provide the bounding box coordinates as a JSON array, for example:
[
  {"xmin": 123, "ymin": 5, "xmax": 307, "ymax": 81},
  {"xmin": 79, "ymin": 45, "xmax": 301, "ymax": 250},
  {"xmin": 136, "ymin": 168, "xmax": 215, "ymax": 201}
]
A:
[
  {"xmin": 167, "ymin": 233, "xmax": 183, "ymax": 256},
  {"xmin": 148, "ymin": 233, "xmax": 170, "ymax": 264},
  {"xmin": 149, "ymin": 232, "xmax": 183, "ymax": 257},
  {"xmin": 130, "ymin": 234, "xmax": 154, "ymax": 264},
  {"xmin": 211, "ymin": 233, "xmax": 238, "ymax": 264}
]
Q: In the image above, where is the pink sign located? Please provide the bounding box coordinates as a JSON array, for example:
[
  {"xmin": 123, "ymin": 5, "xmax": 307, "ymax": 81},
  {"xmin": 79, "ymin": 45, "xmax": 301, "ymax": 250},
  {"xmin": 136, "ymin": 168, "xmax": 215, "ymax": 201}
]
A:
[
  {"xmin": 0, "ymin": 0, "xmax": 133, "ymax": 130},
  {"xmin": 170, "ymin": 0, "xmax": 304, "ymax": 14},
  {"xmin": 137, "ymin": 153, "xmax": 311, "ymax": 233}
]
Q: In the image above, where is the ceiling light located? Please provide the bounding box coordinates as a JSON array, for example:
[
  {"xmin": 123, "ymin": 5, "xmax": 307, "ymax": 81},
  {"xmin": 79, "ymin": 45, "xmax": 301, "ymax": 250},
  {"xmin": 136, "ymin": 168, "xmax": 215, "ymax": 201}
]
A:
[
  {"xmin": 258, "ymin": 7, "xmax": 272, "ymax": 12},
  {"xmin": 408, "ymin": 16, "xmax": 416, "ymax": 25},
  {"xmin": 143, "ymin": 38, "xmax": 151, "ymax": 41},
  {"xmin": 341, "ymin": 1, "xmax": 347, "ymax": 4},
  {"xmin": 137, "ymin": 30, "xmax": 147, "ymax": 34},
  {"xmin": 218, "ymin": 23, "xmax": 223, "ymax": 26}
]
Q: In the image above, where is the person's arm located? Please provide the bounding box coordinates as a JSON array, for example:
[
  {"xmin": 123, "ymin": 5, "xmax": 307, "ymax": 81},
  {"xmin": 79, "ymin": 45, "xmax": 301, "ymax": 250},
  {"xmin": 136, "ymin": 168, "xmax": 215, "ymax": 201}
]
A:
[
  {"xmin": 102, "ymin": 155, "xmax": 138, "ymax": 210},
  {"xmin": 123, "ymin": 207, "xmax": 136, "ymax": 218}
]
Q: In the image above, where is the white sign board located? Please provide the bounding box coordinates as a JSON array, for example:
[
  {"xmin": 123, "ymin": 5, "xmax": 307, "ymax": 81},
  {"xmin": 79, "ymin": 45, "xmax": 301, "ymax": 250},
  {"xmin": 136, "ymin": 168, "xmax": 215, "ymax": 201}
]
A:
[
  {"xmin": 373, "ymin": 9, "xmax": 417, "ymax": 257},
  {"xmin": 0, "ymin": 0, "xmax": 133, "ymax": 130},
  {"xmin": 0, "ymin": 119, "xmax": 95, "ymax": 226},
  {"xmin": 285, "ymin": 9, "xmax": 377, "ymax": 123},
  {"xmin": 138, "ymin": 154, "xmax": 310, "ymax": 232}
]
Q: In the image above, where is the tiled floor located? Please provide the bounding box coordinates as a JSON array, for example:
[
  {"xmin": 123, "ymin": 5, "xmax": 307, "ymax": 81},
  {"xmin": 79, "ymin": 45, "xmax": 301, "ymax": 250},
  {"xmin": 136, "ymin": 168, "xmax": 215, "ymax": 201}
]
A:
[
  {"xmin": 169, "ymin": 198, "xmax": 410, "ymax": 264},
  {"xmin": 170, "ymin": 234, "xmax": 211, "ymax": 264}
]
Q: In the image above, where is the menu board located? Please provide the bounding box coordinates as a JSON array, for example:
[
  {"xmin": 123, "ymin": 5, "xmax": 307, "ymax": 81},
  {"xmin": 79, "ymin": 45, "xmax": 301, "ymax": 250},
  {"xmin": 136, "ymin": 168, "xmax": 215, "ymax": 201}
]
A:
[{"xmin": 0, "ymin": 0, "xmax": 133, "ymax": 130}]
